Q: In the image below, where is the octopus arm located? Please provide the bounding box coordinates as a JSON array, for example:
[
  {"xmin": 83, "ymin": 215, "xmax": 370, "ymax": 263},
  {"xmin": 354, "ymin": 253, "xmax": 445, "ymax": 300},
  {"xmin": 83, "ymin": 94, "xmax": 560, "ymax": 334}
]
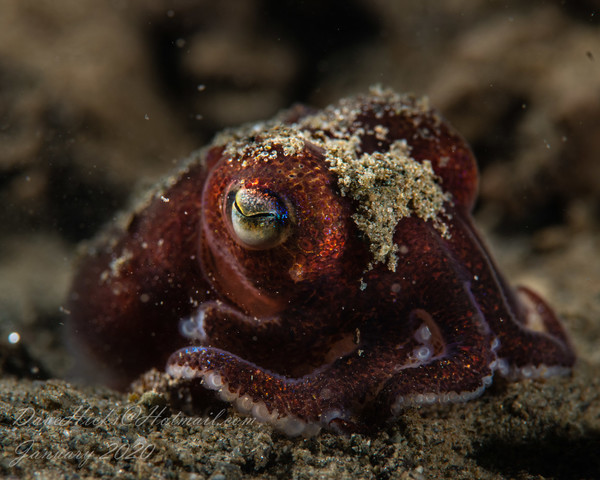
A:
[
  {"xmin": 166, "ymin": 218, "xmax": 510, "ymax": 435},
  {"xmin": 447, "ymin": 213, "xmax": 576, "ymax": 377},
  {"xmin": 178, "ymin": 300, "xmax": 345, "ymax": 376}
]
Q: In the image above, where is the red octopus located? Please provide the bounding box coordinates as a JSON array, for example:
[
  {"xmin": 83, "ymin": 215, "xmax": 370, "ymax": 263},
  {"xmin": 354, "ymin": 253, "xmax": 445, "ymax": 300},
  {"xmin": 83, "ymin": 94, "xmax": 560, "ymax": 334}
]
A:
[{"xmin": 68, "ymin": 88, "xmax": 575, "ymax": 436}]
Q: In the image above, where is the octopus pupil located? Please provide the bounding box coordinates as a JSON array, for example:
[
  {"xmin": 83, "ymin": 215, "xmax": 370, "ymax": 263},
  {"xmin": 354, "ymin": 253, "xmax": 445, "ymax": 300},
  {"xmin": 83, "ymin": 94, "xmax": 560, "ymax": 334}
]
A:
[{"xmin": 233, "ymin": 200, "xmax": 276, "ymax": 219}]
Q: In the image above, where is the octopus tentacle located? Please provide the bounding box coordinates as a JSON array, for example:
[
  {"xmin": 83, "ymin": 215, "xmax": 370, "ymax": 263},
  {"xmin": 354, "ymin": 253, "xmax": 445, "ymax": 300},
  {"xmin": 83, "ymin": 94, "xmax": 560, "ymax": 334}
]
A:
[
  {"xmin": 372, "ymin": 284, "xmax": 498, "ymax": 420},
  {"xmin": 165, "ymin": 217, "xmax": 504, "ymax": 435},
  {"xmin": 167, "ymin": 265, "xmax": 498, "ymax": 435},
  {"xmin": 445, "ymin": 214, "xmax": 575, "ymax": 376},
  {"xmin": 504, "ymin": 286, "xmax": 576, "ymax": 377},
  {"xmin": 166, "ymin": 345, "xmax": 386, "ymax": 436},
  {"xmin": 178, "ymin": 300, "xmax": 357, "ymax": 377}
]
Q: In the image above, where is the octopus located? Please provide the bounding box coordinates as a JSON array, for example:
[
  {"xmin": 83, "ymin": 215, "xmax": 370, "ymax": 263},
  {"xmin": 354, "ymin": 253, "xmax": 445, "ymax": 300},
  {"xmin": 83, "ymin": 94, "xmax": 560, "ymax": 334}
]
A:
[{"xmin": 67, "ymin": 87, "xmax": 575, "ymax": 436}]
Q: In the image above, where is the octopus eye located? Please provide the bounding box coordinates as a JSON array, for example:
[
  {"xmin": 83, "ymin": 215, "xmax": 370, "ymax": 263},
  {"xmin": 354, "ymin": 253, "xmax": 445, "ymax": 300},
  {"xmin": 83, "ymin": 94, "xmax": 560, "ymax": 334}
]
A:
[{"xmin": 226, "ymin": 187, "xmax": 291, "ymax": 249}]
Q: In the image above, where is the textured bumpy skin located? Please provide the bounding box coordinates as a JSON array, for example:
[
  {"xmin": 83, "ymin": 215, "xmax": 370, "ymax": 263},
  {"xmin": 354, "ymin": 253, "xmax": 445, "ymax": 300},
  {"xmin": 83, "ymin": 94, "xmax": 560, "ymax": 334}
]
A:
[{"xmin": 68, "ymin": 88, "xmax": 575, "ymax": 436}]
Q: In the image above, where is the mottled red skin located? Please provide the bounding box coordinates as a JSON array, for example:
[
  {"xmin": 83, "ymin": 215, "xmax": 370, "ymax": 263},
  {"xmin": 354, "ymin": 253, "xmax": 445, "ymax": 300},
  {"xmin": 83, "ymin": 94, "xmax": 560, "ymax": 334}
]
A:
[{"xmin": 68, "ymin": 93, "xmax": 575, "ymax": 434}]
